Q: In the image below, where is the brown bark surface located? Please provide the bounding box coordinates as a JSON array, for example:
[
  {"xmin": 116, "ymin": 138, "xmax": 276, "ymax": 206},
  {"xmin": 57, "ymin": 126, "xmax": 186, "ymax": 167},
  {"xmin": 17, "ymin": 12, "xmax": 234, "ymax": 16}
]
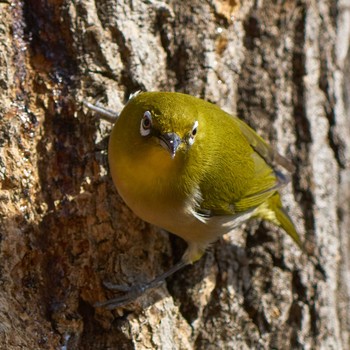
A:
[{"xmin": 0, "ymin": 0, "xmax": 349, "ymax": 349}]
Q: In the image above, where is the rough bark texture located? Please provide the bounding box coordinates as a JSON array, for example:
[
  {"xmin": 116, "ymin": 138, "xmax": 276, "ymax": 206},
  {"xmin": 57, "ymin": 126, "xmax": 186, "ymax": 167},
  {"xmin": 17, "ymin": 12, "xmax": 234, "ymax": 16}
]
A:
[{"xmin": 0, "ymin": 0, "xmax": 349, "ymax": 349}]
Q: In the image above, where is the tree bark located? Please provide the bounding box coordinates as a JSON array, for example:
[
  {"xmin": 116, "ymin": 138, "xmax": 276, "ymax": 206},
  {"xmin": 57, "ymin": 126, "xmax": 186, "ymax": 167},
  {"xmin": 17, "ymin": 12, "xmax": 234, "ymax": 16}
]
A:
[{"xmin": 0, "ymin": 0, "xmax": 349, "ymax": 349}]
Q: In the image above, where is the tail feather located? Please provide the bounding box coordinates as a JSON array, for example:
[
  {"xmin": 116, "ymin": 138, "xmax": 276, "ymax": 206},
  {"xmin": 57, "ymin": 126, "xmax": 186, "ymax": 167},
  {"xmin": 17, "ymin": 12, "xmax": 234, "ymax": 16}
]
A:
[{"xmin": 255, "ymin": 193, "xmax": 302, "ymax": 248}]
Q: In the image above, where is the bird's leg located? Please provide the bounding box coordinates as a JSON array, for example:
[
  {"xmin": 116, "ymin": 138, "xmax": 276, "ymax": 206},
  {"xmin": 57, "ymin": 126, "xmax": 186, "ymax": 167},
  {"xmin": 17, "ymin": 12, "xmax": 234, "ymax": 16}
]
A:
[
  {"xmin": 95, "ymin": 259, "xmax": 188, "ymax": 309},
  {"xmin": 83, "ymin": 100, "xmax": 119, "ymax": 123}
]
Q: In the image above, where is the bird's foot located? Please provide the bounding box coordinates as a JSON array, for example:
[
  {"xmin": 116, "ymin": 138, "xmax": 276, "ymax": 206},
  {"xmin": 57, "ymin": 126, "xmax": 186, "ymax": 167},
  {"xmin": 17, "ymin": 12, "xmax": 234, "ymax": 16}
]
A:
[
  {"xmin": 94, "ymin": 281, "xmax": 161, "ymax": 309},
  {"xmin": 95, "ymin": 260, "xmax": 188, "ymax": 309}
]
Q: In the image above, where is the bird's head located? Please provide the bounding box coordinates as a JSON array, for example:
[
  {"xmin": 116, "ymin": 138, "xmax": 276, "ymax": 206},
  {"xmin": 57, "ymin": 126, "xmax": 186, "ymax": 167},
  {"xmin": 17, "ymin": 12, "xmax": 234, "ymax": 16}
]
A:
[{"xmin": 117, "ymin": 91, "xmax": 201, "ymax": 160}]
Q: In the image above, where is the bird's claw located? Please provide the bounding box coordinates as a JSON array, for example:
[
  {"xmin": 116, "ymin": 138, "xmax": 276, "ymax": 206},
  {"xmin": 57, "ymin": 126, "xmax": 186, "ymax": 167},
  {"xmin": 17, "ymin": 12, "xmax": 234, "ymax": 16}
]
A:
[
  {"xmin": 95, "ymin": 260, "xmax": 187, "ymax": 309},
  {"xmin": 95, "ymin": 283, "xmax": 148, "ymax": 309},
  {"xmin": 102, "ymin": 281, "xmax": 134, "ymax": 292}
]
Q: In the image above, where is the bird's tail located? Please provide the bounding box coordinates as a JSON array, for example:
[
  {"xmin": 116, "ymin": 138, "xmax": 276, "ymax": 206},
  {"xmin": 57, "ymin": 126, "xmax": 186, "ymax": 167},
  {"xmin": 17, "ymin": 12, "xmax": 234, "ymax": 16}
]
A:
[{"xmin": 255, "ymin": 193, "xmax": 302, "ymax": 248}]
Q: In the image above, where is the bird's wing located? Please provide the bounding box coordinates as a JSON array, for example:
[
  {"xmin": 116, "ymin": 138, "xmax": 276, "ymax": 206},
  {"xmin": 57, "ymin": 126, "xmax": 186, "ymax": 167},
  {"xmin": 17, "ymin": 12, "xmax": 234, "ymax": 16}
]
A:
[
  {"xmin": 195, "ymin": 136, "xmax": 292, "ymax": 217},
  {"xmin": 230, "ymin": 117, "xmax": 294, "ymax": 213},
  {"xmin": 232, "ymin": 169, "xmax": 287, "ymax": 213},
  {"xmin": 194, "ymin": 113, "xmax": 295, "ymax": 218},
  {"xmin": 234, "ymin": 117, "xmax": 295, "ymax": 173},
  {"xmin": 195, "ymin": 168, "xmax": 287, "ymax": 218}
]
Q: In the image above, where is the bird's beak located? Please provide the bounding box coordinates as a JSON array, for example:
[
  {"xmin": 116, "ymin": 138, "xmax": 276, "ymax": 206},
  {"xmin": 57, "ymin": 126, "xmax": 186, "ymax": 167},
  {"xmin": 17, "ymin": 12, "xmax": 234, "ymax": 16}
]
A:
[{"xmin": 158, "ymin": 132, "xmax": 182, "ymax": 158}]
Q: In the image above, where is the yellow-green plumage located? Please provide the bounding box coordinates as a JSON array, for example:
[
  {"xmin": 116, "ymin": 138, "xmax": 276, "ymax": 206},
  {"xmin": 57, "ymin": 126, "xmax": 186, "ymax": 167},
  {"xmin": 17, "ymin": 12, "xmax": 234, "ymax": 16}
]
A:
[{"xmin": 108, "ymin": 91, "xmax": 301, "ymax": 266}]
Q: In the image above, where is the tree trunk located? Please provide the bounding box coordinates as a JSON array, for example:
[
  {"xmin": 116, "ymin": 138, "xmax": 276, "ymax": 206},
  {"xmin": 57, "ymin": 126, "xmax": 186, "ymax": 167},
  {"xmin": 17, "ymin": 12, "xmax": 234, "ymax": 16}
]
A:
[{"xmin": 1, "ymin": 0, "xmax": 349, "ymax": 349}]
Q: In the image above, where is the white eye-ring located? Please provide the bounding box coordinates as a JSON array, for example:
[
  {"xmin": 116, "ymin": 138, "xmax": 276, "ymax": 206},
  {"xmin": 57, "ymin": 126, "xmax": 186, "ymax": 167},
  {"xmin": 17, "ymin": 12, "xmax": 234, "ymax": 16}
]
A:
[
  {"xmin": 140, "ymin": 111, "xmax": 152, "ymax": 136},
  {"xmin": 188, "ymin": 120, "xmax": 198, "ymax": 146}
]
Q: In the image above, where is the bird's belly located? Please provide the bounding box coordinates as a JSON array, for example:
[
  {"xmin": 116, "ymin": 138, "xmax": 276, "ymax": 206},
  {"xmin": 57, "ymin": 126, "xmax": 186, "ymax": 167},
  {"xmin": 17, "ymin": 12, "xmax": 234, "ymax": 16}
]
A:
[
  {"xmin": 124, "ymin": 187, "xmax": 257, "ymax": 247},
  {"xmin": 112, "ymin": 157, "xmax": 257, "ymax": 247},
  {"xmin": 126, "ymin": 193, "xmax": 211, "ymax": 243}
]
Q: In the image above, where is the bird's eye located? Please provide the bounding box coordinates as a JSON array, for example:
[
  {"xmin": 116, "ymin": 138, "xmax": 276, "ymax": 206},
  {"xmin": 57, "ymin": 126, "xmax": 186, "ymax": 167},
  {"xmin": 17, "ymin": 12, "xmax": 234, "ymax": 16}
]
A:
[
  {"xmin": 188, "ymin": 120, "xmax": 198, "ymax": 146},
  {"xmin": 191, "ymin": 125, "xmax": 197, "ymax": 136},
  {"xmin": 140, "ymin": 111, "xmax": 152, "ymax": 136}
]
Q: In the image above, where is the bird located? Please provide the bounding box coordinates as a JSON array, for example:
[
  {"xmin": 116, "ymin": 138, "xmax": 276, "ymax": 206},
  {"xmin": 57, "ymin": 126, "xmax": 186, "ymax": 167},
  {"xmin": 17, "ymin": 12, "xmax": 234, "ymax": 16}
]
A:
[{"xmin": 88, "ymin": 91, "xmax": 301, "ymax": 309}]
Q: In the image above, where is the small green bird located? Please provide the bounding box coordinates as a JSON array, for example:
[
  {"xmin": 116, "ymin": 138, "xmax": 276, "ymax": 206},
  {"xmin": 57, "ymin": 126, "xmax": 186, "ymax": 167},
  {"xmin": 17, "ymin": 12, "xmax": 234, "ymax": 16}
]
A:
[{"xmin": 93, "ymin": 91, "xmax": 301, "ymax": 308}]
